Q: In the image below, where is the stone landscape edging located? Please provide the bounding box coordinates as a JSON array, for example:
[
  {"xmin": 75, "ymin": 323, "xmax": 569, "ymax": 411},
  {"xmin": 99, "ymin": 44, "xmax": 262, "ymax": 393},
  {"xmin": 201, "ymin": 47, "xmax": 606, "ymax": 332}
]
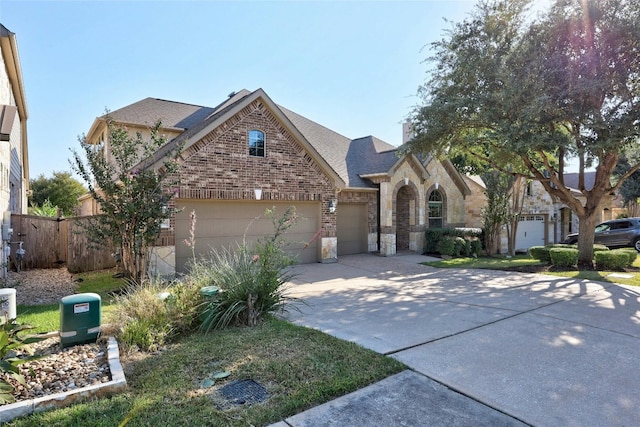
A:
[{"xmin": 0, "ymin": 336, "xmax": 126, "ymax": 423}]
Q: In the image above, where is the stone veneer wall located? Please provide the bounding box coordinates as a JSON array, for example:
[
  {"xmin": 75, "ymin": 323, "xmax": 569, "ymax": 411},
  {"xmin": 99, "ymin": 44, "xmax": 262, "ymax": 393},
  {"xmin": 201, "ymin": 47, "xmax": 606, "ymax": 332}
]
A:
[
  {"xmin": 424, "ymin": 161, "xmax": 466, "ymax": 227},
  {"xmin": 463, "ymin": 177, "xmax": 487, "ymax": 229}
]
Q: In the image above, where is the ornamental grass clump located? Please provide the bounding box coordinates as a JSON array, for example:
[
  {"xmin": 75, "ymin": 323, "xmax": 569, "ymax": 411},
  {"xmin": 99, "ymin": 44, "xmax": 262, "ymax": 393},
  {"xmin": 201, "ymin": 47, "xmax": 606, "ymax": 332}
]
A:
[
  {"xmin": 109, "ymin": 277, "xmax": 201, "ymax": 351},
  {"xmin": 198, "ymin": 207, "xmax": 304, "ymax": 331}
]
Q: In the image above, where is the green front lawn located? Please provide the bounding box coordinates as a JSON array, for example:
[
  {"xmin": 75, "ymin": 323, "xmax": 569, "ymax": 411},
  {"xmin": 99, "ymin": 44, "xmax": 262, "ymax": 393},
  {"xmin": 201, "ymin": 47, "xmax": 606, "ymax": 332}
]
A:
[
  {"xmin": 8, "ymin": 317, "xmax": 405, "ymax": 427},
  {"xmin": 424, "ymin": 255, "xmax": 640, "ymax": 287},
  {"xmin": 8, "ymin": 269, "xmax": 405, "ymax": 426},
  {"xmin": 17, "ymin": 269, "xmax": 124, "ymax": 333}
]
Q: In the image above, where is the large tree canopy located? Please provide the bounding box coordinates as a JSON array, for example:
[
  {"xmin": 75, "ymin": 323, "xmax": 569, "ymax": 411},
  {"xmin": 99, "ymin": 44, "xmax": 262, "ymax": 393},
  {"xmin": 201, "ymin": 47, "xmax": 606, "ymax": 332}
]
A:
[
  {"xmin": 29, "ymin": 171, "xmax": 86, "ymax": 216},
  {"xmin": 405, "ymin": 0, "xmax": 640, "ymax": 266}
]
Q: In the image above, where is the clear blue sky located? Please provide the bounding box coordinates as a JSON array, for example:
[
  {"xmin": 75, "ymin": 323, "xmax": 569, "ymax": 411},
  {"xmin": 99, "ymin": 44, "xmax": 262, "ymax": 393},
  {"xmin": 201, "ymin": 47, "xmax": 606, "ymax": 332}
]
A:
[{"xmin": 1, "ymin": 0, "xmax": 482, "ymax": 180}]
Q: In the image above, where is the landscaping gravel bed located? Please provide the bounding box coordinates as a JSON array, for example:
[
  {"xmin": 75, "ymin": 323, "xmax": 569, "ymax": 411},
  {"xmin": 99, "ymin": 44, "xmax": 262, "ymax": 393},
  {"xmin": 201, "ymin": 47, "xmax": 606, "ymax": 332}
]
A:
[
  {"xmin": 2, "ymin": 336, "xmax": 111, "ymax": 402},
  {"xmin": 1, "ymin": 268, "xmax": 113, "ymax": 406},
  {"xmin": 5, "ymin": 268, "xmax": 79, "ymax": 306}
]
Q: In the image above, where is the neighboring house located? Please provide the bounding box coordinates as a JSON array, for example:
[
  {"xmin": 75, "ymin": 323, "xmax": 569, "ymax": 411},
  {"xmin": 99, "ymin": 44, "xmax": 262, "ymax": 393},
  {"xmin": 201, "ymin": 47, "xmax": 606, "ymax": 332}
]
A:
[
  {"xmin": 557, "ymin": 172, "xmax": 626, "ymax": 239},
  {"xmin": 0, "ymin": 24, "xmax": 29, "ymax": 277},
  {"xmin": 82, "ymin": 88, "xmax": 470, "ymax": 275},
  {"xmin": 464, "ymin": 172, "xmax": 626, "ymax": 253}
]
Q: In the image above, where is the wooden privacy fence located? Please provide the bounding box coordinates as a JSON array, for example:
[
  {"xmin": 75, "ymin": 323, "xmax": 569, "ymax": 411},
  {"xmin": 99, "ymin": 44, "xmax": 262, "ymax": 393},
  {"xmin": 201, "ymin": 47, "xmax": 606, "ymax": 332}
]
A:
[{"xmin": 10, "ymin": 214, "xmax": 116, "ymax": 273}]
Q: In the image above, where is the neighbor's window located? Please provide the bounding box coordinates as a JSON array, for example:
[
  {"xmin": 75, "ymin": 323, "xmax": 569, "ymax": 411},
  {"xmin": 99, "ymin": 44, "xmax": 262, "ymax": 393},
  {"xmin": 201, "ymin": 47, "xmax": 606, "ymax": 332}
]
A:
[
  {"xmin": 249, "ymin": 130, "xmax": 265, "ymax": 157},
  {"xmin": 428, "ymin": 190, "xmax": 443, "ymax": 228}
]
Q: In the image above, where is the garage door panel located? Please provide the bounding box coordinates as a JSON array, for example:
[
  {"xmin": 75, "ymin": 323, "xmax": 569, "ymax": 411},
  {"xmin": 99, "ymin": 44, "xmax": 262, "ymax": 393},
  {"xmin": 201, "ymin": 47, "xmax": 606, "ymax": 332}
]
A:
[
  {"xmin": 175, "ymin": 200, "xmax": 319, "ymax": 272},
  {"xmin": 516, "ymin": 215, "xmax": 545, "ymax": 251},
  {"xmin": 337, "ymin": 204, "xmax": 368, "ymax": 256}
]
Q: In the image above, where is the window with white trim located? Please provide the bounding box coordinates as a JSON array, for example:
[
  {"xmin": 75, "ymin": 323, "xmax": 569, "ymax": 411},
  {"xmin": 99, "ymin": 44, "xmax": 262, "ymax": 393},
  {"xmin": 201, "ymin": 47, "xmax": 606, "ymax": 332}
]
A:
[
  {"xmin": 428, "ymin": 190, "xmax": 444, "ymax": 228},
  {"xmin": 248, "ymin": 130, "xmax": 265, "ymax": 157}
]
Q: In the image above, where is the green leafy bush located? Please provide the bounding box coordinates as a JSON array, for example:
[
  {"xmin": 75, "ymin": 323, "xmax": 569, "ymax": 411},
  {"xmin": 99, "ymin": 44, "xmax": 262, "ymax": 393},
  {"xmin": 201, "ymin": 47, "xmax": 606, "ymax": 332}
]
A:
[
  {"xmin": 618, "ymin": 248, "xmax": 638, "ymax": 267},
  {"xmin": 437, "ymin": 236, "xmax": 457, "ymax": 256},
  {"xmin": 549, "ymin": 247, "xmax": 579, "ymax": 267},
  {"xmin": 0, "ymin": 320, "xmax": 45, "ymax": 403},
  {"xmin": 593, "ymin": 244, "xmax": 610, "ymax": 253},
  {"xmin": 426, "ymin": 227, "xmax": 483, "ymax": 255},
  {"xmin": 425, "ymin": 228, "xmax": 451, "ymax": 253},
  {"xmin": 469, "ymin": 237, "xmax": 482, "ymax": 257},
  {"xmin": 594, "ymin": 250, "xmax": 628, "ymax": 271},
  {"xmin": 529, "ymin": 246, "xmax": 551, "ymax": 263}
]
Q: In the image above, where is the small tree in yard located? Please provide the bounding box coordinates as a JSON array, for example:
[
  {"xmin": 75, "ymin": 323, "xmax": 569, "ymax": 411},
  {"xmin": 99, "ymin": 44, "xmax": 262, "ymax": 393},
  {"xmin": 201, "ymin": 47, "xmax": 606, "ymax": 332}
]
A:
[{"xmin": 71, "ymin": 118, "xmax": 182, "ymax": 282}]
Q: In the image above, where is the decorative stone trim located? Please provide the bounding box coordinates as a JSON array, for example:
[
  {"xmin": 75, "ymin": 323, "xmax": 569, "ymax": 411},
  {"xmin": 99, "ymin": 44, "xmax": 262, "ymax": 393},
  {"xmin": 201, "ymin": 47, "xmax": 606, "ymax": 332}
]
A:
[
  {"xmin": 379, "ymin": 233, "xmax": 396, "ymax": 256},
  {"xmin": 321, "ymin": 237, "xmax": 337, "ymax": 263}
]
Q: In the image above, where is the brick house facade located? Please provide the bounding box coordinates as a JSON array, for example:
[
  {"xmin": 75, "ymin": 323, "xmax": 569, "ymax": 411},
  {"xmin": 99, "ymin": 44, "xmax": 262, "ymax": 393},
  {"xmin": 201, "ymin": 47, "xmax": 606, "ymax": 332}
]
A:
[{"xmin": 83, "ymin": 88, "xmax": 470, "ymax": 275}]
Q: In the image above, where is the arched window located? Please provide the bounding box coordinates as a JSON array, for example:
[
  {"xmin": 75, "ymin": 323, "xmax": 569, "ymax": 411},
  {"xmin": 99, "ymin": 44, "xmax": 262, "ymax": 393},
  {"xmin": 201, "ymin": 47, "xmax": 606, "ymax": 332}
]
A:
[
  {"xmin": 248, "ymin": 130, "xmax": 265, "ymax": 157},
  {"xmin": 428, "ymin": 190, "xmax": 443, "ymax": 228}
]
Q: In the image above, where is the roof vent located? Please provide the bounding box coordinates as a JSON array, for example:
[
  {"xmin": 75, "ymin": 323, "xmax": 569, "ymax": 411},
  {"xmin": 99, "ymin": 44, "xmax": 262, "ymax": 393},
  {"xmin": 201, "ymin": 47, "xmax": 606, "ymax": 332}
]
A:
[{"xmin": 228, "ymin": 91, "xmax": 236, "ymax": 98}]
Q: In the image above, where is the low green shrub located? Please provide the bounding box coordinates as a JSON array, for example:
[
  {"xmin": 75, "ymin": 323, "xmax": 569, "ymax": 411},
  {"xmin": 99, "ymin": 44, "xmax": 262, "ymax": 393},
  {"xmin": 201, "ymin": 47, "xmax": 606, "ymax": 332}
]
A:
[
  {"xmin": 608, "ymin": 248, "xmax": 637, "ymax": 268},
  {"xmin": 424, "ymin": 228, "xmax": 451, "ymax": 253},
  {"xmin": 618, "ymin": 248, "xmax": 638, "ymax": 267},
  {"xmin": 549, "ymin": 247, "xmax": 579, "ymax": 267},
  {"xmin": 438, "ymin": 236, "xmax": 468, "ymax": 256},
  {"xmin": 529, "ymin": 246, "xmax": 551, "ymax": 263},
  {"xmin": 468, "ymin": 237, "xmax": 482, "ymax": 257},
  {"xmin": 594, "ymin": 250, "xmax": 628, "ymax": 271},
  {"xmin": 593, "ymin": 244, "xmax": 610, "ymax": 253},
  {"xmin": 425, "ymin": 227, "xmax": 483, "ymax": 255}
]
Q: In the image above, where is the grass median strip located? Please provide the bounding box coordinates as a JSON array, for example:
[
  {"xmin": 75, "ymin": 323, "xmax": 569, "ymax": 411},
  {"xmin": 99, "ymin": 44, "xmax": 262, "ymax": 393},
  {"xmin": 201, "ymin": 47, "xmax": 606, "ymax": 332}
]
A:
[{"xmin": 423, "ymin": 255, "xmax": 640, "ymax": 287}]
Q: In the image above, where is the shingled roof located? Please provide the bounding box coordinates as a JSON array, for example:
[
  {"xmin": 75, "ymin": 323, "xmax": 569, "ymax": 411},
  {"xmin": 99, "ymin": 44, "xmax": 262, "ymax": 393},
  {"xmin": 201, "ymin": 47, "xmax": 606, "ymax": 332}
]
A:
[
  {"xmin": 102, "ymin": 89, "xmax": 407, "ymax": 189},
  {"xmin": 106, "ymin": 98, "xmax": 217, "ymax": 131}
]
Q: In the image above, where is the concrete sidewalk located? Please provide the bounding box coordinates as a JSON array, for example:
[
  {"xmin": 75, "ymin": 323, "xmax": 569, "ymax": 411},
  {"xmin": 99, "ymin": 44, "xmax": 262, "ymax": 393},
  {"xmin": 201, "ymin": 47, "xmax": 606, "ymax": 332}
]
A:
[{"xmin": 270, "ymin": 253, "xmax": 640, "ymax": 427}]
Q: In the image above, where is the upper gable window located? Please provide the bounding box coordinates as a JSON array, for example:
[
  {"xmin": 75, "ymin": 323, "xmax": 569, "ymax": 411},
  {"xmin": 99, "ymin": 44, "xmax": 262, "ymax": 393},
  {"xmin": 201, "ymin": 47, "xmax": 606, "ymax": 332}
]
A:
[{"xmin": 249, "ymin": 130, "xmax": 265, "ymax": 157}]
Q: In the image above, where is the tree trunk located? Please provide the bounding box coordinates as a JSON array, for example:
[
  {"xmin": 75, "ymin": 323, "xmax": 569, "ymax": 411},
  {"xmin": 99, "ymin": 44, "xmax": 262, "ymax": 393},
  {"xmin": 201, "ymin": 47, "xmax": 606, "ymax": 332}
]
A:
[
  {"xmin": 507, "ymin": 217, "xmax": 518, "ymax": 257},
  {"xmin": 576, "ymin": 212, "xmax": 599, "ymax": 269}
]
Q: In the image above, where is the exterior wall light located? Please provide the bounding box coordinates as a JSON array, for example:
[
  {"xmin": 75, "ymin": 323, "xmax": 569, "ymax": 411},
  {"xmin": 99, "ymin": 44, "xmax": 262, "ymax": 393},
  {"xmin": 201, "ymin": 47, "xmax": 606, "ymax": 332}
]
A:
[
  {"xmin": 329, "ymin": 199, "xmax": 337, "ymax": 213},
  {"xmin": 254, "ymin": 188, "xmax": 262, "ymax": 200},
  {"xmin": 435, "ymin": 182, "xmax": 439, "ymax": 190},
  {"xmin": 404, "ymin": 177, "xmax": 409, "ymax": 186}
]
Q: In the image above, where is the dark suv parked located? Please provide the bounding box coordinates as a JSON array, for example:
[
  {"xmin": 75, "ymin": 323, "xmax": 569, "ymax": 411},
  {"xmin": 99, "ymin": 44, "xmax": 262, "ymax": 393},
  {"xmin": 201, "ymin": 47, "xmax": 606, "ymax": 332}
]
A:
[{"xmin": 563, "ymin": 218, "xmax": 640, "ymax": 252}]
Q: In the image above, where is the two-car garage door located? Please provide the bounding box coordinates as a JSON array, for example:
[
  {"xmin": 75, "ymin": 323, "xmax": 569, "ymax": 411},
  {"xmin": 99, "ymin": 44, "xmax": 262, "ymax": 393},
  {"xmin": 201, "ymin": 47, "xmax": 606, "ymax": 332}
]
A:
[{"xmin": 174, "ymin": 200, "xmax": 320, "ymax": 273}]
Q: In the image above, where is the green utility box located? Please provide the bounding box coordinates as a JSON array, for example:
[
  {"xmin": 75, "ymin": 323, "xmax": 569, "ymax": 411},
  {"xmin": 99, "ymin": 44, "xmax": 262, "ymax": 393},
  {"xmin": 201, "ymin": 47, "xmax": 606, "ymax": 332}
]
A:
[
  {"xmin": 199, "ymin": 286, "xmax": 220, "ymax": 323},
  {"xmin": 59, "ymin": 293, "xmax": 101, "ymax": 348}
]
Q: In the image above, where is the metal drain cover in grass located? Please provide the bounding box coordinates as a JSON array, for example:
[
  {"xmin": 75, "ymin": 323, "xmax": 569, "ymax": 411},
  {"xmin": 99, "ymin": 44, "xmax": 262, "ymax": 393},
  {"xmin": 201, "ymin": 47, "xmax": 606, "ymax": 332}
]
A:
[{"xmin": 220, "ymin": 379, "xmax": 268, "ymax": 405}]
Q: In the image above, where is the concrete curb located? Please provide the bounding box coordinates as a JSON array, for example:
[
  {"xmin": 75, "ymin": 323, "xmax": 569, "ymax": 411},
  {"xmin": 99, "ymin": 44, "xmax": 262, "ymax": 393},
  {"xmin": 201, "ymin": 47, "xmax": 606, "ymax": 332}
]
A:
[{"xmin": 0, "ymin": 336, "xmax": 127, "ymax": 423}]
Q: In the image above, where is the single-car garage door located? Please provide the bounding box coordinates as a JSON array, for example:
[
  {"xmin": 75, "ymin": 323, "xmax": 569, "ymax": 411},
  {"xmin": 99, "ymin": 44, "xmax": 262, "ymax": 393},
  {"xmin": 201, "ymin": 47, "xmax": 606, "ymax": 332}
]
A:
[
  {"xmin": 516, "ymin": 214, "xmax": 545, "ymax": 252},
  {"xmin": 337, "ymin": 203, "xmax": 368, "ymax": 256},
  {"xmin": 174, "ymin": 200, "xmax": 321, "ymax": 273}
]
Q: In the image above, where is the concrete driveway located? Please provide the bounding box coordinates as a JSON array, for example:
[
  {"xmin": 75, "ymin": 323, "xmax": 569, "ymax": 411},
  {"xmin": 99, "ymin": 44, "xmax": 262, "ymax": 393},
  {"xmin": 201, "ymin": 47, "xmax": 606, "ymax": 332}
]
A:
[{"xmin": 280, "ymin": 253, "xmax": 640, "ymax": 427}]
